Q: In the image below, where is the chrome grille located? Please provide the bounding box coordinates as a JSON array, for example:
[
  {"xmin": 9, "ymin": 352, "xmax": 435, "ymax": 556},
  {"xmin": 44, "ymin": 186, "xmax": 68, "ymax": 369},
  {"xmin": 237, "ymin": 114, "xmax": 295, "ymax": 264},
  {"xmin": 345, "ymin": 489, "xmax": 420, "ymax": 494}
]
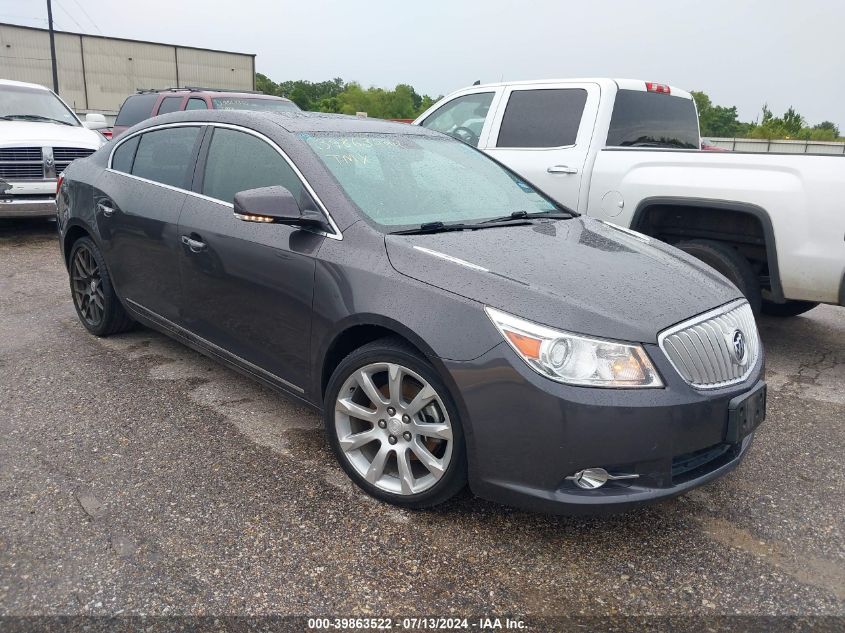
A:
[
  {"xmin": 53, "ymin": 147, "xmax": 95, "ymax": 173},
  {"xmin": 658, "ymin": 300, "xmax": 760, "ymax": 389},
  {"xmin": 0, "ymin": 146, "xmax": 44, "ymax": 180},
  {"xmin": 0, "ymin": 147, "xmax": 42, "ymax": 161},
  {"xmin": 0, "ymin": 163, "xmax": 44, "ymax": 179}
]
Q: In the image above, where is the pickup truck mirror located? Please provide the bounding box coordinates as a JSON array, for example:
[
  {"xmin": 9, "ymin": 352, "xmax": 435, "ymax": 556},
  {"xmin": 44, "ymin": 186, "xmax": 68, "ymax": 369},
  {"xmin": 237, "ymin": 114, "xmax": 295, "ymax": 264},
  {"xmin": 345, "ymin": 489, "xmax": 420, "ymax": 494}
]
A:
[
  {"xmin": 233, "ymin": 185, "xmax": 329, "ymax": 230},
  {"xmin": 82, "ymin": 113, "xmax": 108, "ymax": 130}
]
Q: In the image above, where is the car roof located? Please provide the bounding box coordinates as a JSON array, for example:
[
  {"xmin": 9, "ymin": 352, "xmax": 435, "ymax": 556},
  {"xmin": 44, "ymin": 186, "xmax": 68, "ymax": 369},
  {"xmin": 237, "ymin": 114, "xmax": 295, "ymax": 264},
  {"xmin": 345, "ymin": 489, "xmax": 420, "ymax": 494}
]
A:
[
  {"xmin": 450, "ymin": 77, "xmax": 693, "ymax": 100},
  {"xmin": 0, "ymin": 78, "xmax": 50, "ymax": 91},
  {"xmin": 138, "ymin": 89, "xmax": 294, "ymax": 102},
  {"xmin": 133, "ymin": 109, "xmax": 439, "ymax": 136}
]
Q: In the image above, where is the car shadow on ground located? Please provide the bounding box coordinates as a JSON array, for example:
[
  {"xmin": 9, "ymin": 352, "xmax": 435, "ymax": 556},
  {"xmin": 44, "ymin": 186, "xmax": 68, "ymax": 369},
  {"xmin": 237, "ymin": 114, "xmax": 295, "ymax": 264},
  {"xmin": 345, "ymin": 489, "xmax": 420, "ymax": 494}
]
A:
[{"xmin": 0, "ymin": 217, "xmax": 57, "ymax": 241}]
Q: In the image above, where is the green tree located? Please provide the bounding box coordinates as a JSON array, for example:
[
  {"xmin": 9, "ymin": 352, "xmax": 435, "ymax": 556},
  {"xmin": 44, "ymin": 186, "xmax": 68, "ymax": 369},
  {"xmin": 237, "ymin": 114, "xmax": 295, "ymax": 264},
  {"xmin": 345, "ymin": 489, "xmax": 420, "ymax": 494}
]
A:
[{"xmin": 691, "ymin": 90, "xmax": 742, "ymax": 137}]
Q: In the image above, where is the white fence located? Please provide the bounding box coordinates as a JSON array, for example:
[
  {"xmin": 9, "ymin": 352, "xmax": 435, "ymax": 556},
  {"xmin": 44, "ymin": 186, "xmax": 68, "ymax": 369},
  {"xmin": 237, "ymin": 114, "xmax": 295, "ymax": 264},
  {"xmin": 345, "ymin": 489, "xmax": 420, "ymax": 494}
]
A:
[{"xmin": 709, "ymin": 137, "xmax": 845, "ymax": 154}]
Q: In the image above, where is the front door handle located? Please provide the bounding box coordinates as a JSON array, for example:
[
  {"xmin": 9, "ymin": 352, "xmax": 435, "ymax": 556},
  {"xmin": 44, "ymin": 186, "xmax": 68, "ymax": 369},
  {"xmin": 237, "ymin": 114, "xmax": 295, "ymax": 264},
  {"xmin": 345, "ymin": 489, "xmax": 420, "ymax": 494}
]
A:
[
  {"xmin": 547, "ymin": 165, "xmax": 579, "ymax": 174},
  {"xmin": 181, "ymin": 235, "xmax": 207, "ymax": 252},
  {"xmin": 96, "ymin": 201, "xmax": 116, "ymax": 217}
]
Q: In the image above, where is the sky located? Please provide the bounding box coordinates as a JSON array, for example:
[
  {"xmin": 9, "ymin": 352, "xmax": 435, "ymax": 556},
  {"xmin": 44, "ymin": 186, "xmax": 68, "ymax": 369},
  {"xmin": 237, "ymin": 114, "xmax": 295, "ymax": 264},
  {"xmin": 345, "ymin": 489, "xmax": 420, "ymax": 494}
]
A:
[{"xmin": 3, "ymin": 0, "xmax": 844, "ymax": 129}]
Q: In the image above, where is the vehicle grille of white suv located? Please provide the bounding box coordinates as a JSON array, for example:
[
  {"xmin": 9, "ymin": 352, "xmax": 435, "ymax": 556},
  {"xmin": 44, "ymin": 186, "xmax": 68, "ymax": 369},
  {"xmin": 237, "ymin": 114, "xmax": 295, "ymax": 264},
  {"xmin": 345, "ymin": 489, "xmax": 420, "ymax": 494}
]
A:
[{"xmin": 658, "ymin": 299, "xmax": 760, "ymax": 389}]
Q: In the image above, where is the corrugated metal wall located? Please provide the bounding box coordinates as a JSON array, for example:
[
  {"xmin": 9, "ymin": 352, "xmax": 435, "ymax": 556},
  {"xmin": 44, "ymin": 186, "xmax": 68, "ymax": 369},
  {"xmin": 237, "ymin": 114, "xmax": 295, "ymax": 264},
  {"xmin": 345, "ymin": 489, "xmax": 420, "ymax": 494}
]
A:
[{"xmin": 0, "ymin": 22, "xmax": 255, "ymax": 114}]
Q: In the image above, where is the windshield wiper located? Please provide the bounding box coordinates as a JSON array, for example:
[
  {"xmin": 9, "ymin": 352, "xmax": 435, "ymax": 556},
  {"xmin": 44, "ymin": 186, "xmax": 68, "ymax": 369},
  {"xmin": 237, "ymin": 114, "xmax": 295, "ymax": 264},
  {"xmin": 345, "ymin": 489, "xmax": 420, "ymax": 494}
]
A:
[
  {"xmin": 479, "ymin": 210, "xmax": 578, "ymax": 224},
  {"xmin": 0, "ymin": 114, "xmax": 74, "ymax": 126},
  {"xmin": 391, "ymin": 219, "xmax": 532, "ymax": 235},
  {"xmin": 625, "ymin": 140, "xmax": 689, "ymax": 149}
]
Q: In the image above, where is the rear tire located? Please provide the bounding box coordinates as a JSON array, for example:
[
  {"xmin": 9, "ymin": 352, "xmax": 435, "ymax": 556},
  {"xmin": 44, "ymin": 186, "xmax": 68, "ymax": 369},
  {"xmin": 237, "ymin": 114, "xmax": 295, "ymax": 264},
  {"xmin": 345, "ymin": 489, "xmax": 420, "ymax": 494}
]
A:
[
  {"xmin": 324, "ymin": 338, "xmax": 467, "ymax": 509},
  {"xmin": 761, "ymin": 299, "xmax": 819, "ymax": 318},
  {"xmin": 68, "ymin": 237, "xmax": 135, "ymax": 337},
  {"xmin": 676, "ymin": 239, "xmax": 762, "ymax": 316}
]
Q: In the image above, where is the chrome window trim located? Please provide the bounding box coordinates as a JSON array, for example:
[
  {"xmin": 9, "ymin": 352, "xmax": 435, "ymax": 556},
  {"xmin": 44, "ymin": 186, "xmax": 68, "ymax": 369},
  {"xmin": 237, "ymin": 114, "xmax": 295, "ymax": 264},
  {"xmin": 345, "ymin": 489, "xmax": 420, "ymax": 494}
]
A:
[
  {"xmin": 107, "ymin": 120, "xmax": 343, "ymax": 240},
  {"xmin": 657, "ymin": 298, "xmax": 760, "ymax": 390}
]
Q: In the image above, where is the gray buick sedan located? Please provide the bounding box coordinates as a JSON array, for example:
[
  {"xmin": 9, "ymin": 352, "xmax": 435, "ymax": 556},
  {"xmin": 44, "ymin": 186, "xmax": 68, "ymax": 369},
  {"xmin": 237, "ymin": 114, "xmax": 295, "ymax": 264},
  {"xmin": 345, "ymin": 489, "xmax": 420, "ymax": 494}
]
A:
[{"xmin": 56, "ymin": 110, "xmax": 765, "ymax": 514}]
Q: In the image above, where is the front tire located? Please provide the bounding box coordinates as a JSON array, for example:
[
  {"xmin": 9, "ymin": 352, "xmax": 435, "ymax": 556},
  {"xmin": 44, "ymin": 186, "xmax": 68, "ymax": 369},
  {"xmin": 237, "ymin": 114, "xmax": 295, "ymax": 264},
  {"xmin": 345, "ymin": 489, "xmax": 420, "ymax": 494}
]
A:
[
  {"xmin": 68, "ymin": 237, "xmax": 135, "ymax": 337},
  {"xmin": 324, "ymin": 338, "xmax": 467, "ymax": 509},
  {"xmin": 761, "ymin": 299, "xmax": 819, "ymax": 317},
  {"xmin": 676, "ymin": 239, "xmax": 762, "ymax": 316}
]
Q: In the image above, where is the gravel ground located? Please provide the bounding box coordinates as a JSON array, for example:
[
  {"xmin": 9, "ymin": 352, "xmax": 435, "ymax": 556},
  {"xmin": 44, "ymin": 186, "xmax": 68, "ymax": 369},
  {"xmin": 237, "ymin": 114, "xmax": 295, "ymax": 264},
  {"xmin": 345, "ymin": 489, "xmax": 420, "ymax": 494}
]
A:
[{"xmin": 0, "ymin": 219, "xmax": 843, "ymax": 621}]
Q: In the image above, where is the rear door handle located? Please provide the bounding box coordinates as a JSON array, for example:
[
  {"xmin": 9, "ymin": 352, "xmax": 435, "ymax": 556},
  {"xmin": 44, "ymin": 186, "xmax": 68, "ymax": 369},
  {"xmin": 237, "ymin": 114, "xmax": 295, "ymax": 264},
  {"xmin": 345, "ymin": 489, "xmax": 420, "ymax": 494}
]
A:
[
  {"xmin": 181, "ymin": 235, "xmax": 207, "ymax": 252},
  {"xmin": 547, "ymin": 165, "xmax": 579, "ymax": 174},
  {"xmin": 97, "ymin": 201, "xmax": 116, "ymax": 217}
]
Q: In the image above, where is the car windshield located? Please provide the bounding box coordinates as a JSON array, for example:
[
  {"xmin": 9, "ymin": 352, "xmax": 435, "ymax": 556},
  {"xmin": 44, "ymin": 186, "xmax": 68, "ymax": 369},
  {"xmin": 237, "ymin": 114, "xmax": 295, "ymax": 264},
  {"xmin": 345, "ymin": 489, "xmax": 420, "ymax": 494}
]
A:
[
  {"xmin": 300, "ymin": 132, "xmax": 558, "ymax": 228},
  {"xmin": 211, "ymin": 97, "xmax": 299, "ymax": 112},
  {"xmin": 0, "ymin": 84, "xmax": 80, "ymax": 126}
]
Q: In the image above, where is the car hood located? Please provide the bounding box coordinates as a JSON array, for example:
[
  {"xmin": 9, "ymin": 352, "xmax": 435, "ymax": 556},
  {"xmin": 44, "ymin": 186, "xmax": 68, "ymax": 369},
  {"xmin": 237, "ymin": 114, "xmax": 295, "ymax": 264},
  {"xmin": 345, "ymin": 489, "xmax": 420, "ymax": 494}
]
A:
[
  {"xmin": 0, "ymin": 121, "xmax": 104, "ymax": 148},
  {"xmin": 385, "ymin": 218, "xmax": 742, "ymax": 344}
]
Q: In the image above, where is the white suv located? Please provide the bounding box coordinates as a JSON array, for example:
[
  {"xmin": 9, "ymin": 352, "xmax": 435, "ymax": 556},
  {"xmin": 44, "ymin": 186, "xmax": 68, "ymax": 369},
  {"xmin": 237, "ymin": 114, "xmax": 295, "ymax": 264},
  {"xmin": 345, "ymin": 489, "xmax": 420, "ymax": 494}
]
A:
[{"xmin": 1, "ymin": 79, "xmax": 106, "ymax": 218}]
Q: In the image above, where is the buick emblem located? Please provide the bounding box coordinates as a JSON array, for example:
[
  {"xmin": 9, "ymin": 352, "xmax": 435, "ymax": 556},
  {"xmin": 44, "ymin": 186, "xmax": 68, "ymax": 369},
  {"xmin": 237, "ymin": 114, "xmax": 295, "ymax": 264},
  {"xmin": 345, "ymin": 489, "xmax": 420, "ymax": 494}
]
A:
[{"xmin": 731, "ymin": 329, "xmax": 747, "ymax": 365}]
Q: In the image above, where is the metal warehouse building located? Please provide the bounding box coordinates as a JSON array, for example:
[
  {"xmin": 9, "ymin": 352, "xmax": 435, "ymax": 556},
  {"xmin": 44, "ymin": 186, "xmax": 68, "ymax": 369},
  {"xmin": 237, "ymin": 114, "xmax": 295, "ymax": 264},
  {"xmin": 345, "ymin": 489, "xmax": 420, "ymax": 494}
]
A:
[{"xmin": 0, "ymin": 22, "xmax": 256, "ymax": 116}]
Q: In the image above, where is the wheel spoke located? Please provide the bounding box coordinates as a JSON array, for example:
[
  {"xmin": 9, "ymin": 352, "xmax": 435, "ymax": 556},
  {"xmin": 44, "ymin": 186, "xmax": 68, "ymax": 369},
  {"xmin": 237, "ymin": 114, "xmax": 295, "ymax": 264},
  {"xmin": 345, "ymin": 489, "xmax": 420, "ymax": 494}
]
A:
[
  {"xmin": 338, "ymin": 428, "xmax": 380, "ymax": 452},
  {"xmin": 355, "ymin": 368, "xmax": 387, "ymax": 408},
  {"xmin": 92, "ymin": 294, "xmax": 104, "ymax": 310},
  {"xmin": 74, "ymin": 257, "xmax": 87, "ymax": 278},
  {"xmin": 365, "ymin": 445, "xmax": 390, "ymax": 484},
  {"xmin": 336, "ymin": 397, "xmax": 378, "ymax": 422},
  {"xmin": 387, "ymin": 363, "xmax": 403, "ymax": 404},
  {"xmin": 396, "ymin": 448, "xmax": 415, "ymax": 494},
  {"xmin": 410, "ymin": 439, "xmax": 445, "ymax": 479},
  {"xmin": 412, "ymin": 421, "xmax": 452, "ymax": 441},
  {"xmin": 405, "ymin": 384, "xmax": 437, "ymax": 417}
]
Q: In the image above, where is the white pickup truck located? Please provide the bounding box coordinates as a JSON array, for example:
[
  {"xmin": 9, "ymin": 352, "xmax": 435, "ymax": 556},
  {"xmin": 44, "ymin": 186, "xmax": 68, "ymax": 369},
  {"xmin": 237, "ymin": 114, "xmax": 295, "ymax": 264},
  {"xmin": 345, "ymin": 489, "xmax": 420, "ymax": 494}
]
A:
[
  {"xmin": 1, "ymin": 79, "xmax": 105, "ymax": 219},
  {"xmin": 414, "ymin": 78, "xmax": 845, "ymax": 317}
]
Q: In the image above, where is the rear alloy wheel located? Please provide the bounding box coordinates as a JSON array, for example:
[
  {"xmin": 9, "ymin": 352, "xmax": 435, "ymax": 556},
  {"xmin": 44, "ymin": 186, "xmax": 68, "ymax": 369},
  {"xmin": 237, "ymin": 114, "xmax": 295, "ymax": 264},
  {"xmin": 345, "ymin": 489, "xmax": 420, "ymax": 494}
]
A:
[
  {"xmin": 69, "ymin": 237, "xmax": 134, "ymax": 336},
  {"xmin": 324, "ymin": 340, "xmax": 466, "ymax": 508}
]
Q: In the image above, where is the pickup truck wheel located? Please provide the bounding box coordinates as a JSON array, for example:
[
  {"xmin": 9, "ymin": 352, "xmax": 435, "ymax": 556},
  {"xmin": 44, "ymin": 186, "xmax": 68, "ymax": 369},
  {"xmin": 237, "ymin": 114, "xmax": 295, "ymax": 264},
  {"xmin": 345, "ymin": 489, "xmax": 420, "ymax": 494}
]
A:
[
  {"xmin": 676, "ymin": 239, "xmax": 762, "ymax": 315},
  {"xmin": 761, "ymin": 299, "xmax": 819, "ymax": 317}
]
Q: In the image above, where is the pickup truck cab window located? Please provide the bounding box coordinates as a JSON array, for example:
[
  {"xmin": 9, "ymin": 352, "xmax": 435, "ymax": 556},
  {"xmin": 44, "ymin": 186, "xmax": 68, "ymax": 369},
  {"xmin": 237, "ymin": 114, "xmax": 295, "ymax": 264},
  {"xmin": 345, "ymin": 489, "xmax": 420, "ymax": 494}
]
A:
[
  {"xmin": 130, "ymin": 127, "xmax": 202, "ymax": 189},
  {"xmin": 496, "ymin": 88, "xmax": 587, "ymax": 148},
  {"xmin": 419, "ymin": 92, "xmax": 494, "ymax": 147},
  {"xmin": 185, "ymin": 98, "xmax": 208, "ymax": 111},
  {"xmin": 202, "ymin": 127, "xmax": 304, "ymax": 204},
  {"xmin": 606, "ymin": 90, "xmax": 700, "ymax": 149}
]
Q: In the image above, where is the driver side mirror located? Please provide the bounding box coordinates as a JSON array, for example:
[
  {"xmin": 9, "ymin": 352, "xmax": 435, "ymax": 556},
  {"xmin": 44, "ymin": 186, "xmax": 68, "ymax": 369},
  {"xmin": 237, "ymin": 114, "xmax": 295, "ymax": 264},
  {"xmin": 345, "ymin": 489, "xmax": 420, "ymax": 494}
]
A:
[
  {"xmin": 82, "ymin": 113, "xmax": 108, "ymax": 130},
  {"xmin": 233, "ymin": 186, "xmax": 329, "ymax": 231}
]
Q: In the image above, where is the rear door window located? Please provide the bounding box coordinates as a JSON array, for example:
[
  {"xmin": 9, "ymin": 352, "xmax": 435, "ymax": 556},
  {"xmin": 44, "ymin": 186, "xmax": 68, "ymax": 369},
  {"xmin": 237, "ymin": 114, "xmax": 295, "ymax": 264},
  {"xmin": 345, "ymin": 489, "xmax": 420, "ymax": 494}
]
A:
[
  {"xmin": 419, "ymin": 92, "xmax": 494, "ymax": 147},
  {"xmin": 202, "ymin": 128, "xmax": 304, "ymax": 204},
  {"xmin": 496, "ymin": 89, "xmax": 587, "ymax": 148},
  {"xmin": 131, "ymin": 127, "xmax": 202, "ymax": 189},
  {"xmin": 157, "ymin": 96, "xmax": 183, "ymax": 115},
  {"xmin": 111, "ymin": 136, "xmax": 140, "ymax": 173},
  {"xmin": 186, "ymin": 98, "xmax": 208, "ymax": 110},
  {"xmin": 114, "ymin": 94, "xmax": 157, "ymax": 127},
  {"xmin": 606, "ymin": 90, "xmax": 700, "ymax": 148}
]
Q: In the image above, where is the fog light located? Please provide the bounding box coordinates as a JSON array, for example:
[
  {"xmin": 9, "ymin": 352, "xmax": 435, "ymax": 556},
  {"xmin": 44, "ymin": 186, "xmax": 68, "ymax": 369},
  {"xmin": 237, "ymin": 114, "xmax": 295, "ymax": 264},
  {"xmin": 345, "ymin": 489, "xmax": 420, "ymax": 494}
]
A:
[
  {"xmin": 570, "ymin": 468, "xmax": 609, "ymax": 489},
  {"xmin": 566, "ymin": 468, "xmax": 640, "ymax": 489}
]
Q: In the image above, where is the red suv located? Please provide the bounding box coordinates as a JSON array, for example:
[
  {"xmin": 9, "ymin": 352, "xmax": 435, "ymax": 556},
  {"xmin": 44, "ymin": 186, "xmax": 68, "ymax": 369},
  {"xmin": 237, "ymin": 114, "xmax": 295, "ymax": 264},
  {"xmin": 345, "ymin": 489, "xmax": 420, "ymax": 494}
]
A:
[{"xmin": 112, "ymin": 88, "xmax": 299, "ymax": 138}]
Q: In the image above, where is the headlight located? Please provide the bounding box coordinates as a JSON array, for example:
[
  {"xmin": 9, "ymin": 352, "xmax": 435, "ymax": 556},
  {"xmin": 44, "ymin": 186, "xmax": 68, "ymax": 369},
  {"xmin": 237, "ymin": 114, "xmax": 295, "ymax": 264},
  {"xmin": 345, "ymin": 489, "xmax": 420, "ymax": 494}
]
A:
[{"xmin": 485, "ymin": 307, "xmax": 663, "ymax": 388}]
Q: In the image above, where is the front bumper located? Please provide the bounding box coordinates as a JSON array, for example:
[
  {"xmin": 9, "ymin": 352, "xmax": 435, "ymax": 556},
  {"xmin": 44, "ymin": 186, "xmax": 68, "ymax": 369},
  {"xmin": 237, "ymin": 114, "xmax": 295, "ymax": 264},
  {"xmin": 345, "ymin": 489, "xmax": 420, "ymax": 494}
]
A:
[
  {"xmin": 444, "ymin": 341, "xmax": 765, "ymax": 515},
  {"xmin": 0, "ymin": 196, "xmax": 57, "ymax": 218}
]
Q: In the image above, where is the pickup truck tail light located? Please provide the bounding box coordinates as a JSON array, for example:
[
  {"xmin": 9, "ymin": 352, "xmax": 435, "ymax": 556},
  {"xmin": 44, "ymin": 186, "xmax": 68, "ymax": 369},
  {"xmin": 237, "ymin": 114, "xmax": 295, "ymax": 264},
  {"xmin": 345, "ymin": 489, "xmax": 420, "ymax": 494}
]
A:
[{"xmin": 645, "ymin": 82, "xmax": 671, "ymax": 94}]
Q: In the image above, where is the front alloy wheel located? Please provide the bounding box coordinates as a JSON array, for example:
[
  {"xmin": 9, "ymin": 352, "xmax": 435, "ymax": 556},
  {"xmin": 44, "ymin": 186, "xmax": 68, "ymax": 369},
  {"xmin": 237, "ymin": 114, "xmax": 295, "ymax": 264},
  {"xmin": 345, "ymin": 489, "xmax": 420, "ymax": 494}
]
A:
[{"xmin": 325, "ymin": 340, "xmax": 466, "ymax": 508}]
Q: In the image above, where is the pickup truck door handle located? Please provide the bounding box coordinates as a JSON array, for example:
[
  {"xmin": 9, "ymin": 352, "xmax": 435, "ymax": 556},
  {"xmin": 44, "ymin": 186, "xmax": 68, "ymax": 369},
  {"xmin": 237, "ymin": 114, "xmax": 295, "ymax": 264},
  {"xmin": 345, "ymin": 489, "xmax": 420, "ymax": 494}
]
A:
[
  {"xmin": 547, "ymin": 165, "xmax": 579, "ymax": 174},
  {"xmin": 181, "ymin": 235, "xmax": 207, "ymax": 252},
  {"xmin": 96, "ymin": 201, "xmax": 116, "ymax": 217}
]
